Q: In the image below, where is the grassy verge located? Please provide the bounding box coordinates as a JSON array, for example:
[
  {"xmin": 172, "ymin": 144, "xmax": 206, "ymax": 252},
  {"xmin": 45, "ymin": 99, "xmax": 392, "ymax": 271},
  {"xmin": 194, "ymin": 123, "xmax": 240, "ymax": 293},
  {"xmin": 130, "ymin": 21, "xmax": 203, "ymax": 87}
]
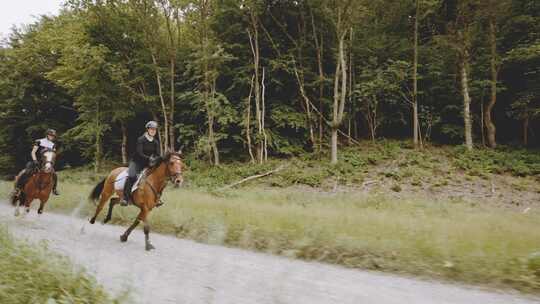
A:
[
  {"xmin": 2, "ymin": 178, "xmax": 539, "ymax": 294},
  {"xmin": 1, "ymin": 142, "xmax": 538, "ymax": 293},
  {"xmin": 0, "ymin": 225, "xmax": 124, "ymax": 304}
]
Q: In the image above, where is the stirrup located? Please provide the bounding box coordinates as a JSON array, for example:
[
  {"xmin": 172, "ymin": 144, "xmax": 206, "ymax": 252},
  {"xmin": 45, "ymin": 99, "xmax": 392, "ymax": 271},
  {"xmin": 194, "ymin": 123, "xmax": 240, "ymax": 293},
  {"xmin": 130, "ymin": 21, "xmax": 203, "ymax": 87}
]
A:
[{"xmin": 120, "ymin": 198, "xmax": 129, "ymax": 206}]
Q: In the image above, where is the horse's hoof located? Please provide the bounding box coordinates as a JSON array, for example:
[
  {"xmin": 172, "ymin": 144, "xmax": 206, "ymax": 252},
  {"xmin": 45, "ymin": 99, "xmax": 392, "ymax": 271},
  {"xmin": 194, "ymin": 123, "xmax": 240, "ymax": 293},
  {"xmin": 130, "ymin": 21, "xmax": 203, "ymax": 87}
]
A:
[
  {"xmin": 25, "ymin": 208, "xmax": 30, "ymax": 213},
  {"xmin": 14, "ymin": 209, "xmax": 20, "ymax": 217},
  {"xmin": 145, "ymin": 243, "xmax": 155, "ymax": 251},
  {"xmin": 89, "ymin": 217, "xmax": 96, "ymax": 224},
  {"xmin": 37, "ymin": 209, "xmax": 43, "ymax": 215},
  {"xmin": 120, "ymin": 235, "xmax": 128, "ymax": 242}
]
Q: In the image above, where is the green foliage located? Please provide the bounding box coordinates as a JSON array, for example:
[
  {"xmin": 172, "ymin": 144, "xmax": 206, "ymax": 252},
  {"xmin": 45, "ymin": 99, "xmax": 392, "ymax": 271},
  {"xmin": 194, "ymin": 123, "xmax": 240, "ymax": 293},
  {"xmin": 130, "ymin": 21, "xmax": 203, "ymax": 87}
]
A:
[
  {"xmin": 0, "ymin": 0, "xmax": 539, "ymax": 174},
  {"xmin": 452, "ymin": 146, "xmax": 540, "ymax": 177}
]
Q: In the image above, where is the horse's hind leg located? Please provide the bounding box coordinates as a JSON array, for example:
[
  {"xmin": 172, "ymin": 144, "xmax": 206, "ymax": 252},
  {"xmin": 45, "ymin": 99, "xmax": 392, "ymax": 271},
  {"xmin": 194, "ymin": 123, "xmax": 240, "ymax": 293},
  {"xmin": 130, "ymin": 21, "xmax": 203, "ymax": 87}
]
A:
[
  {"xmin": 103, "ymin": 197, "xmax": 119, "ymax": 224},
  {"xmin": 90, "ymin": 182, "xmax": 113, "ymax": 224}
]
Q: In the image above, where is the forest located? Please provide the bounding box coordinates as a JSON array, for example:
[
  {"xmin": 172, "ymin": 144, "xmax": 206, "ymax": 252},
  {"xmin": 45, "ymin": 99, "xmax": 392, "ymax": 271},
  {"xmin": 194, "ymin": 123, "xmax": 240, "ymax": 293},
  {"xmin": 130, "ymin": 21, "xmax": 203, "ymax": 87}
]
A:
[{"xmin": 0, "ymin": 0, "xmax": 538, "ymax": 173}]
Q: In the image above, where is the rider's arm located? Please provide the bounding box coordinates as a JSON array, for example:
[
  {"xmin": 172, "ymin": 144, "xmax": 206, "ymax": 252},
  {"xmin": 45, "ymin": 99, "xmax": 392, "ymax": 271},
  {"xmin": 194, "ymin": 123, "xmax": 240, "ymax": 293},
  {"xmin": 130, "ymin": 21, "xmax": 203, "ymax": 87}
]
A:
[{"xmin": 31, "ymin": 142, "xmax": 39, "ymax": 161}]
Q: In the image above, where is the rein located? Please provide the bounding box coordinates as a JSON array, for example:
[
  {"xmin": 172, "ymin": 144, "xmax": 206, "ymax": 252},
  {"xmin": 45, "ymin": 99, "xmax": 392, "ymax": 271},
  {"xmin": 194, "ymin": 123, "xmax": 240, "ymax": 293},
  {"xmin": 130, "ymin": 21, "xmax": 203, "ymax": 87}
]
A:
[{"xmin": 144, "ymin": 177, "xmax": 166, "ymax": 205}]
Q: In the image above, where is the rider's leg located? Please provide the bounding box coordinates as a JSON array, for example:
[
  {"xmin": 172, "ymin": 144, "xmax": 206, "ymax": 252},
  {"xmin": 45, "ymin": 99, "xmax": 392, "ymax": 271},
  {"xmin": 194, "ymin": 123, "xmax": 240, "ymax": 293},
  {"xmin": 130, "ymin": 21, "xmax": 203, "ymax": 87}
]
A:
[
  {"xmin": 52, "ymin": 172, "xmax": 59, "ymax": 195},
  {"xmin": 121, "ymin": 161, "xmax": 140, "ymax": 205}
]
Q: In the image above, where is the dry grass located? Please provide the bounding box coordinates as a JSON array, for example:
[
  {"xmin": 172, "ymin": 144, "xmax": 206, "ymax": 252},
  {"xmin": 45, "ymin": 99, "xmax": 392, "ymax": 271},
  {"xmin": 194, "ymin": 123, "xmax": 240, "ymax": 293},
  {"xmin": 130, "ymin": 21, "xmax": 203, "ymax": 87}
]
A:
[{"xmin": 2, "ymin": 177, "xmax": 538, "ymax": 293}]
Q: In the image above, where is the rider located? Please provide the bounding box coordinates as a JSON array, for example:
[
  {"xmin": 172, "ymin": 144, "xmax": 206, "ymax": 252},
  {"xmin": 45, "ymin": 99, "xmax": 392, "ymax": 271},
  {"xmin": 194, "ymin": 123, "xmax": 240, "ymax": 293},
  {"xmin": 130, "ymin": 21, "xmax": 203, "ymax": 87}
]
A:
[
  {"xmin": 120, "ymin": 121, "xmax": 161, "ymax": 205},
  {"xmin": 12, "ymin": 129, "xmax": 60, "ymax": 197}
]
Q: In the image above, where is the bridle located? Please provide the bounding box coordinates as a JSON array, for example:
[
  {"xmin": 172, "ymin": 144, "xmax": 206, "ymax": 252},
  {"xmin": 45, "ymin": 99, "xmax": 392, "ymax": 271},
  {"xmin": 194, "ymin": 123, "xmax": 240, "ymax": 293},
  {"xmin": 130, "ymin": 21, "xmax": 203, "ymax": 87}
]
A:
[
  {"xmin": 40, "ymin": 149, "xmax": 56, "ymax": 173},
  {"xmin": 141, "ymin": 154, "xmax": 184, "ymax": 205},
  {"xmin": 168, "ymin": 155, "xmax": 183, "ymax": 184}
]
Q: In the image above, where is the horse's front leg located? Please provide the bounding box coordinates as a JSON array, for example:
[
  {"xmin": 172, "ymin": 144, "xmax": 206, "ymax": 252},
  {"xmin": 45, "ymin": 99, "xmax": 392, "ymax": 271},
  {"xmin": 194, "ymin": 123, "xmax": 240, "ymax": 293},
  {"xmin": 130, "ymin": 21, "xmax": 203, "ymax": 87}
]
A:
[
  {"xmin": 23, "ymin": 196, "xmax": 31, "ymax": 214},
  {"xmin": 120, "ymin": 209, "xmax": 144, "ymax": 242},
  {"xmin": 143, "ymin": 217, "xmax": 154, "ymax": 251},
  {"xmin": 37, "ymin": 197, "xmax": 48, "ymax": 214}
]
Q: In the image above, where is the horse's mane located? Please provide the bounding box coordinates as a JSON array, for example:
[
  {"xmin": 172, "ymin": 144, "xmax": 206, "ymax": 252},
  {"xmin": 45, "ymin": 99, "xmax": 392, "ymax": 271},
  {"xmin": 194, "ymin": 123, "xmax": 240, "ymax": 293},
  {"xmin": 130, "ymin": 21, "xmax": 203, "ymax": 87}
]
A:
[{"xmin": 148, "ymin": 151, "xmax": 183, "ymax": 170}]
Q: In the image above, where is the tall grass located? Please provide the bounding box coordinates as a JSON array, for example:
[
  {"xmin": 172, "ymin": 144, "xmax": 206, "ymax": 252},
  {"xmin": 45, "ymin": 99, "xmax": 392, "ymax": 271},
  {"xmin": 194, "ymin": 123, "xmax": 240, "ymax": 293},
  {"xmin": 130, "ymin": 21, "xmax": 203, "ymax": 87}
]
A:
[
  {"xmin": 0, "ymin": 226, "xmax": 124, "ymax": 304},
  {"xmin": 4, "ymin": 177, "xmax": 538, "ymax": 293},
  {"xmin": 1, "ymin": 143, "xmax": 539, "ymax": 293}
]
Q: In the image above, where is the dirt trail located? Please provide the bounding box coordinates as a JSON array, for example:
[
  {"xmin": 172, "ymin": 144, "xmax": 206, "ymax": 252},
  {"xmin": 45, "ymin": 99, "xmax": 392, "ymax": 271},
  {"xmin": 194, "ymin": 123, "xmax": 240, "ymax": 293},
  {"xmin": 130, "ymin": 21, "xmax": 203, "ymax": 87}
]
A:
[{"xmin": 0, "ymin": 203, "xmax": 537, "ymax": 304}]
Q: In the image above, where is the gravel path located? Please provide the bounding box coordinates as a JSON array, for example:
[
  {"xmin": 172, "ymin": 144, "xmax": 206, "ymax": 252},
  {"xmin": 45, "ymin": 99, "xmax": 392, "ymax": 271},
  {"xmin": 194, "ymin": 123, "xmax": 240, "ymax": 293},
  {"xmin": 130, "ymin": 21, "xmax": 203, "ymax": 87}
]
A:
[{"xmin": 1, "ymin": 203, "xmax": 538, "ymax": 304}]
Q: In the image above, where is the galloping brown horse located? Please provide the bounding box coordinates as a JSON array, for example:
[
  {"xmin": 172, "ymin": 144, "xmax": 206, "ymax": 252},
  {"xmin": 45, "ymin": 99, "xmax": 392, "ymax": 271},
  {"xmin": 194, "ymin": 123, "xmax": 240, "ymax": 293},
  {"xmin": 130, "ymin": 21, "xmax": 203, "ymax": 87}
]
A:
[
  {"xmin": 88, "ymin": 151, "xmax": 184, "ymax": 251},
  {"xmin": 12, "ymin": 149, "xmax": 57, "ymax": 216}
]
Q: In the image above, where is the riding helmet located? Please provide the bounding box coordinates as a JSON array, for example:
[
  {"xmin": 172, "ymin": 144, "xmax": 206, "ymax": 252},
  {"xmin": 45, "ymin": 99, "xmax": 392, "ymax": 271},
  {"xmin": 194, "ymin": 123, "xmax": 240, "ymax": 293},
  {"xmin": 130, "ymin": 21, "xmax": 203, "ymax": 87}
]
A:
[{"xmin": 145, "ymin": 121, "xmax": 158, "ymax": 129}]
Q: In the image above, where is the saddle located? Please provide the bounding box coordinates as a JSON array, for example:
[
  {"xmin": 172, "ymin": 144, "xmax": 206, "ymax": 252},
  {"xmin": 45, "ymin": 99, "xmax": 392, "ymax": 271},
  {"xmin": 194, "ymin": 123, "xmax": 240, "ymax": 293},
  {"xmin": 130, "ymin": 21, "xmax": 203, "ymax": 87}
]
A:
[{"xmin": 114, "ymin": 168, "xmax": 148, "ymax": 192}]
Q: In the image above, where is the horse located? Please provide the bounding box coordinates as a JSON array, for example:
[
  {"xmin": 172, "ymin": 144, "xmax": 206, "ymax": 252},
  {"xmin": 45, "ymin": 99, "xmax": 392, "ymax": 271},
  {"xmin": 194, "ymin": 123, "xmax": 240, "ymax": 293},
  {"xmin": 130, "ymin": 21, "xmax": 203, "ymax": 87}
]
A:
[
  {"xmin": 12, "ymin": 148, "xmax": 57, "ymax": 216},
  {"xmin": 88, "ymin": 151, "xmax": 184, "ymax": 251}
]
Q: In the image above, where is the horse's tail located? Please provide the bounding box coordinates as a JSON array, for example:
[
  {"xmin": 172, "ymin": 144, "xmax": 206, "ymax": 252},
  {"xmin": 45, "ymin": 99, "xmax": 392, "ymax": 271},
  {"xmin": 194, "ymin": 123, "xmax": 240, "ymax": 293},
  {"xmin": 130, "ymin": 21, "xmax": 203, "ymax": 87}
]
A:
[{"xmin": 89, "ymin": 178, "xmax": 106, "ymax": 204}]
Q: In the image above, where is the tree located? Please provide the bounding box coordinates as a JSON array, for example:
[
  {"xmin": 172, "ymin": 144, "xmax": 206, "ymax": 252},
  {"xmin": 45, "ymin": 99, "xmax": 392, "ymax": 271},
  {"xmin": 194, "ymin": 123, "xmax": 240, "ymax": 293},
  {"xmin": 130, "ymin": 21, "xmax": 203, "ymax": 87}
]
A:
[{"xmin": 321, "ymin": 0, "xmax": 367, "ymax": 164}]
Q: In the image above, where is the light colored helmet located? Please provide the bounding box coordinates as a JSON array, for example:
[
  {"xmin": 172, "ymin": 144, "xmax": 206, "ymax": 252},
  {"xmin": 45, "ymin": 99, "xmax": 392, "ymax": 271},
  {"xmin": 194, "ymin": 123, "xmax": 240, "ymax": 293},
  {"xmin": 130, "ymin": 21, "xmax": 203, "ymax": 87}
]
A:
[{"xmin": 145, "ymin": 121, "xmax": 158, "ymax": 129}]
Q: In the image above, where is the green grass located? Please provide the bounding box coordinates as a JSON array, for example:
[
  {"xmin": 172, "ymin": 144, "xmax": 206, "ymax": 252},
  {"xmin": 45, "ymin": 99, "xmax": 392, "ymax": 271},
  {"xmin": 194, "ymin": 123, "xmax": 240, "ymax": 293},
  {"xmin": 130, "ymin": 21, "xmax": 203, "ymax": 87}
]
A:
[
  {"xmin": 3, "ymin": 177, "xmax": 538, "ymax": 294},
  {"xmin": 0, "ymin": 225, "xmax": 124, "ymax": 304},
  {"xmin": 1, "ymin": 141, "xmax": 539, "ymax": 294}
]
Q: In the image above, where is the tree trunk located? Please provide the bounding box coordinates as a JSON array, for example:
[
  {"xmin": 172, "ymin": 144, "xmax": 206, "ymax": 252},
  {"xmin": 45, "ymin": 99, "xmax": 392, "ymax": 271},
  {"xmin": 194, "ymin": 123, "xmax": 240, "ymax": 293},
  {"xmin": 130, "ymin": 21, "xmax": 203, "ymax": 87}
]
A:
[
  {"xmin": 151, "ymin": 52, "xmax": 170, "ymax": 150},
  {"xmin": 246, "ymin": 75, "xmax": 255, "ymax": 163},
  {"xmin": 460, "ymin": 50, "xmax": 473, "ymax": 151},
  {"xmin": 121, "ymin": 122, "xmax": 128, "ymax": 164},
  {"xmin": 261, "ymin": 67, "xmax": 268, "ymax": 162},
  {"xmin": 248, "ymin": 10, "xmax": 264, "ymax": 163},
  {"xmin": 310, "ymin": 8, "xmax": 324, "ymax": 153},
  {"xmin": 95, "ymin": 101, "xmax": 101, "ymax": 173},
  {"xmin": 331, "ymin": 30, "xmax": 348, "ymax": 164},
  {"xmin": 331, "ymin": 49, "xmax": 342, "ymax": 164},
  {"xmin": 210, "ymin": 78, "xmax": 220, "ymax": 165},
  {"xmin": 523, "ymin": 116, "xmax": 529, "ymax": 146},
  {"xmin": 480, "ymin": 94, "xmax": 485, "ymax": 147},
  {"xmin": 485, "ymin": 18, "xmax": 497, "ymax": 148},
  {"xmin": 152, "ymin": 112, "xmax": 165, "ymax": 153},
  {"xmin": 169, "ymin": 57, "xmax": 176, "ymax": 151},
  {"xmin": 413, "ymin": 0, "xmax": 421, "ymax": 149},
  {"xmin": 331, "ymin": 128, "xmax": 338, "ymax": 164}
]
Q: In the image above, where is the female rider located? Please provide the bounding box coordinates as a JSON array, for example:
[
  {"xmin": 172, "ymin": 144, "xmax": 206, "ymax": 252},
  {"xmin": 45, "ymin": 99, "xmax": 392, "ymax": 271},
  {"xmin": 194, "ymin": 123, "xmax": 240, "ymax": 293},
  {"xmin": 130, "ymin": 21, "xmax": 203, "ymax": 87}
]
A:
[{"xmin": 120, "ymin": 121, "xmax": 161, "ymax": 205}]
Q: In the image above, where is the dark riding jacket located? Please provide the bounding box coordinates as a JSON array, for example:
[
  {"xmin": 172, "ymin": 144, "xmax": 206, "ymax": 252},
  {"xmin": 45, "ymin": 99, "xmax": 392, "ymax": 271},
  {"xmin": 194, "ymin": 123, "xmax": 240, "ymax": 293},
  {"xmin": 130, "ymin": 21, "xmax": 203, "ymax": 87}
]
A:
[{"xmin": 133, "ymin": 134, "xmax": 161, "ymax": 167}]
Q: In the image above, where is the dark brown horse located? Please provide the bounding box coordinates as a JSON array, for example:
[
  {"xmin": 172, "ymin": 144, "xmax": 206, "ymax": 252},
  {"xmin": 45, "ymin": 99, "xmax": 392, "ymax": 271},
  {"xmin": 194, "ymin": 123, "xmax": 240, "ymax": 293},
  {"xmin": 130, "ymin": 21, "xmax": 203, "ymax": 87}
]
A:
[
  {"xmin": 12, "ymin": 149, "xmax": 57, "ymax": 216},
  {"xmin": 88, "ymin": 151, "xmax": 184, "ymax": 251}
]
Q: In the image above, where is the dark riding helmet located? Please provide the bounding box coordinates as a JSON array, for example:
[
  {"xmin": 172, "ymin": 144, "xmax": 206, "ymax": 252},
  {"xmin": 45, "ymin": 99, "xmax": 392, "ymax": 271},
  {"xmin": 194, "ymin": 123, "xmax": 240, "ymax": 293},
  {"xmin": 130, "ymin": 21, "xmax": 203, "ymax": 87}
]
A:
[
  {"xmin": 145, "ymin": 121, "xmax": 158, "ymax": 129},
  {"xmin": 46, "ymin": 129, "xmax": 57, "ymax": 137}
]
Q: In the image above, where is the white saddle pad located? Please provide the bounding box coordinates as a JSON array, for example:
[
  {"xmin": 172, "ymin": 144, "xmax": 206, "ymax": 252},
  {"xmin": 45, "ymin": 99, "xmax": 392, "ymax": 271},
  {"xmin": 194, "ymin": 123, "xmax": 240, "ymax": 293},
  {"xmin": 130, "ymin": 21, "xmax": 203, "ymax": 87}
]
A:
[{"xmin": 114, "ymin": 169, "xmax": 147, "ymax": 192}]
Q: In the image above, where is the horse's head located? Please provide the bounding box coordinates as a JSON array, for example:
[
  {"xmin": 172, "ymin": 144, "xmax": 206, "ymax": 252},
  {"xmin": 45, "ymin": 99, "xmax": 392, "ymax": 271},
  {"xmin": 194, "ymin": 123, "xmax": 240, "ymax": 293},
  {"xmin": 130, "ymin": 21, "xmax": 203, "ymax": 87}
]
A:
[
  {"xmin": 160, "ymin": 151, "xmax": 185, "ymax": 187},
  {"xmin": 41, "ymin": 149, "xmax": 56, "ymax": 173}
]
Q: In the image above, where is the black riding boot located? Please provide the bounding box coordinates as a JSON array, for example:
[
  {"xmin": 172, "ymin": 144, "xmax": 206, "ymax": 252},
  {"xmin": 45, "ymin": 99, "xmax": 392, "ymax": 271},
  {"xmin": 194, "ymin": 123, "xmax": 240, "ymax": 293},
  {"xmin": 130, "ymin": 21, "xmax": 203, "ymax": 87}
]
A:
[
  {"xmin": 52, "ymin": 172, "xmax": 59, "ymax": 195},
  {"xmin": 121, "ymin": 177, "xmax": 136, "ymax": 206}
]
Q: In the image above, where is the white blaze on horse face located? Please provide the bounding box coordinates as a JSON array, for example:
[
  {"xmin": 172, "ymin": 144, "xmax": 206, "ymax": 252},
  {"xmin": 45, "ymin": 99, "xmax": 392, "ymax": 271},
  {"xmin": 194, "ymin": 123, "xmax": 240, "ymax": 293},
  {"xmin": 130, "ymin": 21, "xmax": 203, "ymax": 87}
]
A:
[
  {"xmin": 43, "ymin": 151, "xmax": 54, "ymax": 172},
  {"xmin": 169, "ymin": 156, "xmax": 184, "ymax": 186}
]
